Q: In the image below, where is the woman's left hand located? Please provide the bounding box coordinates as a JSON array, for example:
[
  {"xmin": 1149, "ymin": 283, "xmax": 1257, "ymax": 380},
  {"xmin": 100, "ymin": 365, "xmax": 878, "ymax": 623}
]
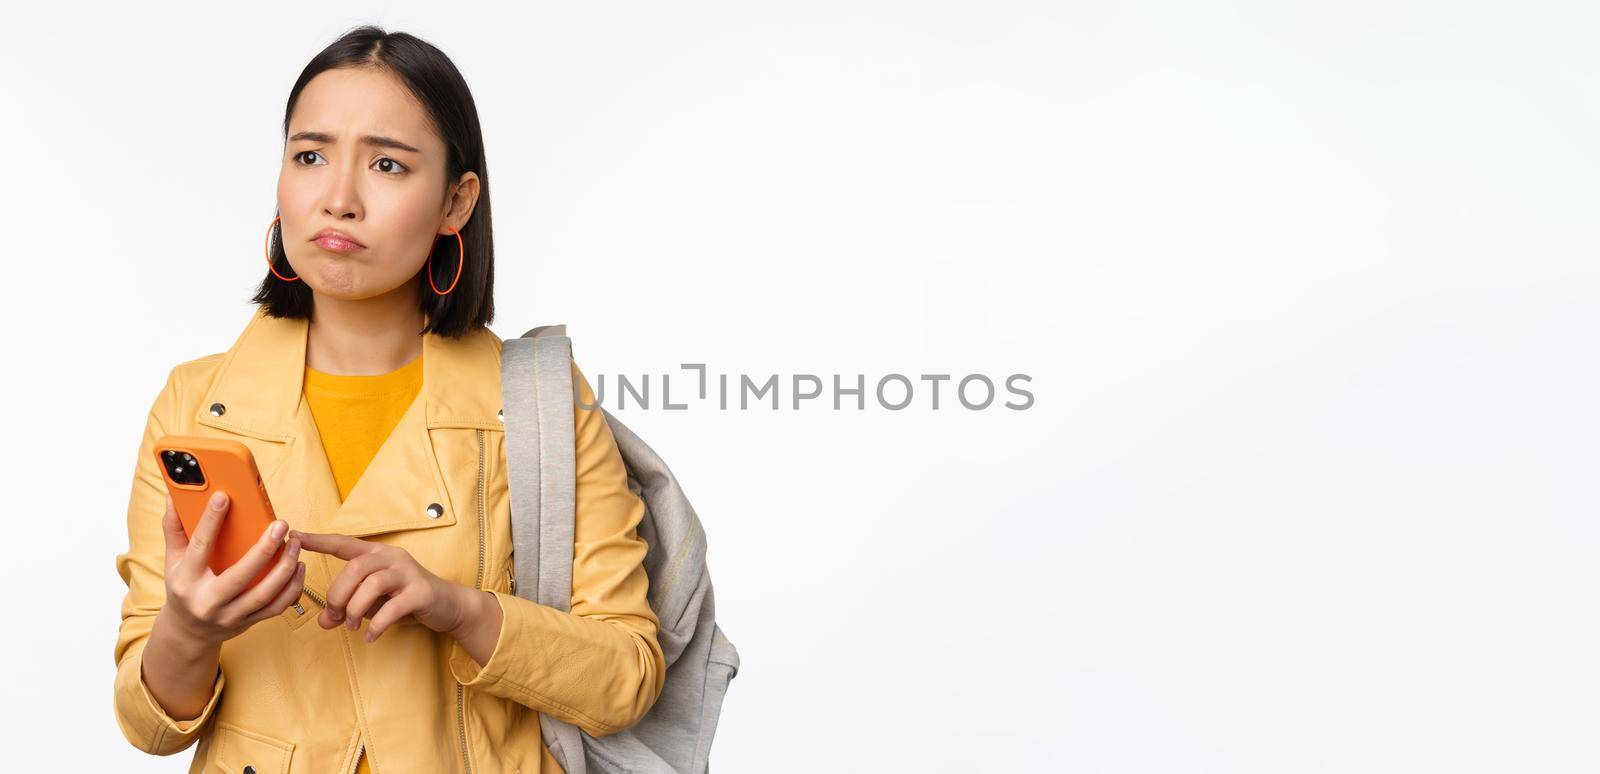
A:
[{"xmin": 290, "ymin": 529, "xmax": 482, "ymax": 643}]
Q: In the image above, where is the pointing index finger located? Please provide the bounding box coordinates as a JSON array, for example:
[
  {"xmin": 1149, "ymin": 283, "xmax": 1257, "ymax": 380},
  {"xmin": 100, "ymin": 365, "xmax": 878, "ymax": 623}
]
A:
[{"xmin": 290, "ymin": 530, "xmax": 378, "ymax": 561}]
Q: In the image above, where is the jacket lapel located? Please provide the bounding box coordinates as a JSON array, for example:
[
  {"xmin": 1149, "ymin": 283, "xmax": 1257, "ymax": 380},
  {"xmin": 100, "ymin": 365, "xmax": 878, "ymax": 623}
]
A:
[{"xmin": 194, "ymin": 305, "xmax": 505, "ymax": 538}]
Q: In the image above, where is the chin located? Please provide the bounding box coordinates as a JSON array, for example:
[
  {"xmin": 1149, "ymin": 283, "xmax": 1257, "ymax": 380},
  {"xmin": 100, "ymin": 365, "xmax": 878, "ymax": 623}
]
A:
[{"xmin": 309, "ymin": 260, "xmax": 365, "ymax": 297}]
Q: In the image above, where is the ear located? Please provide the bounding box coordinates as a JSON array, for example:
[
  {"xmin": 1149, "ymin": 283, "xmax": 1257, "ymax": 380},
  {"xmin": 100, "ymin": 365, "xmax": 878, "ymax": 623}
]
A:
[{"xmin": 441, "ymin": 171, "xmax": 481, "ymax": 233}]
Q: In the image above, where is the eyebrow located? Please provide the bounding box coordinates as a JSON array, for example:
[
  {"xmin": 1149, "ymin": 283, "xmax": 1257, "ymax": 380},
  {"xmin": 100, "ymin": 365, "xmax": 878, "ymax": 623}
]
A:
[{"xmin": 288, "ymin": 130, "xmax": 421, "ymax": 154}]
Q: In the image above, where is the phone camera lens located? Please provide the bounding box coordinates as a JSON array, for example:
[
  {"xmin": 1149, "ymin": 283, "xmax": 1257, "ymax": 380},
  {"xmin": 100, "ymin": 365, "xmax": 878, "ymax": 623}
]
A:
[{"xmin": 162, "ymin": 449, "xmax": 206, "ymax": 486}]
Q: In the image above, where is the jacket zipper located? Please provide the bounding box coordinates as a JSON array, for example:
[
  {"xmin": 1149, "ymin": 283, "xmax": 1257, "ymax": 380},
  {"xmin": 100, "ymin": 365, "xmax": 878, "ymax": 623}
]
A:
[
  {"xmin": 474, "ymin": 427, "xmax": 487, "ymax": 602},
  {"xmin": 302, "ymin": 580, "xmax": 363, "ymax": 772},
  {"xmin": 302, "ymin": 438, "xmax": 485, "ymax": 772},
  {"xmin": 456, "ymin": 428, "xmax": 487, "ymax": 774},
  {"xmin": 292, "ymin": 584, "xmax": 328, "ymax": 616},
  {"xmin": 302, "ymin": 585, "xmax": 327, "ymax": 608}
]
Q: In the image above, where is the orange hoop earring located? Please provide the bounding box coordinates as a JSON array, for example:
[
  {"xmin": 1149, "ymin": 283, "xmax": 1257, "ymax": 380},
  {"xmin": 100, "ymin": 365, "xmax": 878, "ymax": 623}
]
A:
[
  {"xmin": 264, "ymin": 214, "xmax": 300, "ymax": 281},
  {"xmin": 429, "ymin": 226, "xmax": 464, "ymax": 295}
]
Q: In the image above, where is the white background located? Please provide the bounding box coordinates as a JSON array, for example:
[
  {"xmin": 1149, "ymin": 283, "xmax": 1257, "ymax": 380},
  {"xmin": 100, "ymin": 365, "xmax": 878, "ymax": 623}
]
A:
[{"xmin": 3, "ymin": 1, "xmax": 1596, "ymax": 771}]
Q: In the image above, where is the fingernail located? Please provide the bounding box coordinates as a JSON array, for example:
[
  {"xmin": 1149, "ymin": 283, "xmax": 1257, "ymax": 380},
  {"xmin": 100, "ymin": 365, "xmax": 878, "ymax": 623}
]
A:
[
  {"xmin": 271, "ymin": 521, "xmax": 287, "ymax": 540},
  {"xmin": 211, "ymin": 491, "xmax": 228, "ymax": 508},
  {"xmin": 329, "ymin": 609, "xmax": 343, "ymax": 622}
]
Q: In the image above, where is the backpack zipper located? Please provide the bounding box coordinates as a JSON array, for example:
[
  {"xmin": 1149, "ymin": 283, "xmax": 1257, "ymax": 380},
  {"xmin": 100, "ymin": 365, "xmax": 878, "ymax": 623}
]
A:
[{"xmin": 456, "ymin": 428, "xmax": 487, "ymax": 774}]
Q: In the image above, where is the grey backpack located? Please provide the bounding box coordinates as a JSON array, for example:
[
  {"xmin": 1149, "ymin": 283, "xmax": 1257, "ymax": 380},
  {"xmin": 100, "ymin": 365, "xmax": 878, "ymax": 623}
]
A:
[{"xmin": 500, "ymin": 324, "xmax": 739, "ymax": 774}]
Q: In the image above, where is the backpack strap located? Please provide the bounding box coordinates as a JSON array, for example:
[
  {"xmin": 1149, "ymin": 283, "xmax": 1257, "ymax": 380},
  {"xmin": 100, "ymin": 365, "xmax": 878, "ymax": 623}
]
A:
[{"xmin": 501, "ymin": 324, "xmax": 577, "ymax": 613}]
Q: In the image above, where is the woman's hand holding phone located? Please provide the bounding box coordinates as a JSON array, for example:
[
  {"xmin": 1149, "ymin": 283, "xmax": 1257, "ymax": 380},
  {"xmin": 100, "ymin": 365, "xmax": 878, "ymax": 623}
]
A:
[
  {"xmin": 139, "ymin": 490, "xmax": 309, "ymax": 724},
  {"xmin": 156, "ymin": 490, "xmax": 307, "ymax": 647}
]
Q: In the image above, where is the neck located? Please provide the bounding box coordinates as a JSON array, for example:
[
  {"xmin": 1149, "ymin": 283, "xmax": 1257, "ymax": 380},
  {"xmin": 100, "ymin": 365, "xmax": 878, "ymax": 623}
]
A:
[{"xmin": 305, "ymin": 285, "xmax": 426, "ymax": 375}]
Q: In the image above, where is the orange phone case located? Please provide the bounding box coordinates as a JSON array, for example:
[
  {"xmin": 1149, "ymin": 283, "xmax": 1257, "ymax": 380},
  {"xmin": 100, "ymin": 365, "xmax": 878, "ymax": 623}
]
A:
[{"xmin": 153, "ymin": 435, "xmax": 286, "ymax": 591}]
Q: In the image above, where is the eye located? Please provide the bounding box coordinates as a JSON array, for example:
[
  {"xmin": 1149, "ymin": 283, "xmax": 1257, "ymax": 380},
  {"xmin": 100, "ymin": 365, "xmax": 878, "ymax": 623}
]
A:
[
  {"xmin": 293, "ymin": 150, "xmax": 324, "ymax": 166},
  {"xmin": 374, "ymin": 157, "xmax": 408, "ymax": 175}
]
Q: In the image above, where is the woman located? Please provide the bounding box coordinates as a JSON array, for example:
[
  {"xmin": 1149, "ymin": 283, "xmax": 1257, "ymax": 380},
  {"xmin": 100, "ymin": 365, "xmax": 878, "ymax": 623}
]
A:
[{"xmin": 112, "ymin": 26, "xmax": 665, "ymax": 773}]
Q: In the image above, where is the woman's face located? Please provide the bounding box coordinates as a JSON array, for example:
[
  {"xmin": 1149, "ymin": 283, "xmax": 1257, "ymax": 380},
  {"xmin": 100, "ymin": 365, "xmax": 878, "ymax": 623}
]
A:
[{"xmin": 276, "ymin": 66, "xmax": 476, "ymax": 301}]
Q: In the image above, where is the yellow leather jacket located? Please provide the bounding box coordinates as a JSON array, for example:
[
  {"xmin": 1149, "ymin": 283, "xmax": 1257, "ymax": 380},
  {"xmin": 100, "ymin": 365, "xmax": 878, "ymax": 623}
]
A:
[{"xmin": 113, "ymin": 306, "xmax": 666, "ymax": 773}]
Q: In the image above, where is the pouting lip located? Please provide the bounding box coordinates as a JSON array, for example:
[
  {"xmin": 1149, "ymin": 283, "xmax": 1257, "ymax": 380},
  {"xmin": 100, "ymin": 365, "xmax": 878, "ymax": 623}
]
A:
[{"xmin": 311, "ymin": 228, "xmax": 366, "ymax": 248}]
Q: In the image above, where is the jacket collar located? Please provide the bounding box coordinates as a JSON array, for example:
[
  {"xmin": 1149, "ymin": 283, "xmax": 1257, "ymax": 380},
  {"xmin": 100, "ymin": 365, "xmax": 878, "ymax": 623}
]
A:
[
  {"xmin": 192, "ymin": 306, "xmax": 504, "ymax": 538},
  {"xmin": 196, "ymin": 305, "xmax": 505, "ymax": 439}
]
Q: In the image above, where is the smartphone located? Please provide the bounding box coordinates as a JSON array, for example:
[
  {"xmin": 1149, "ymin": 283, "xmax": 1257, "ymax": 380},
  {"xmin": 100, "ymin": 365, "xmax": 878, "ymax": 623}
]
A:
[{"xmin": 153, "ymin": 435, "xmax": 286, "ymax": 591}]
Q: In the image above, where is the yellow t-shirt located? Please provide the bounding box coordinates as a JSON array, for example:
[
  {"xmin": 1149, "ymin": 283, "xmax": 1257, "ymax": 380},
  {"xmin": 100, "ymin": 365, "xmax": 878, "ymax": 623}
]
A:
[
  {"xmin": 304, "ymin": 353, "xmax": 424, "ymax": 503},
  {"xmin": 302, "ymin": 352, "xmax": 424, "ymax": 774}
]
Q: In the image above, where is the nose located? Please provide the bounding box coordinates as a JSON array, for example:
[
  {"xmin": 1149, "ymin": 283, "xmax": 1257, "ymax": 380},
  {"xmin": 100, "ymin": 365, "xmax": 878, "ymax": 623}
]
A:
[{"xmin": 320, "ymin": 157, "xmax": 363, "ymax": 221}]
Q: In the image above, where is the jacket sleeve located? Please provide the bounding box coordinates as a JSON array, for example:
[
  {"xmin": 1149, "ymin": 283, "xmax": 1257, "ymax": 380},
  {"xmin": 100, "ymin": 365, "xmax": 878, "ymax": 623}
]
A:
[
  {"xmin": 112, "ymin": 366, "xmax": 228, "ymax": 755},
  {"xmin": 449, "ymin": 358, "xmax": 667, "ymax": 737}
]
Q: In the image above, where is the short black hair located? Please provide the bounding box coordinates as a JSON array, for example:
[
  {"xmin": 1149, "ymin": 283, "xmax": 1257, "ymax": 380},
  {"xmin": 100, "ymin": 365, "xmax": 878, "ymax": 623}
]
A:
[{"xmin": 252, "ymin": 25, "xmax": 495, "ymax": 338}]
